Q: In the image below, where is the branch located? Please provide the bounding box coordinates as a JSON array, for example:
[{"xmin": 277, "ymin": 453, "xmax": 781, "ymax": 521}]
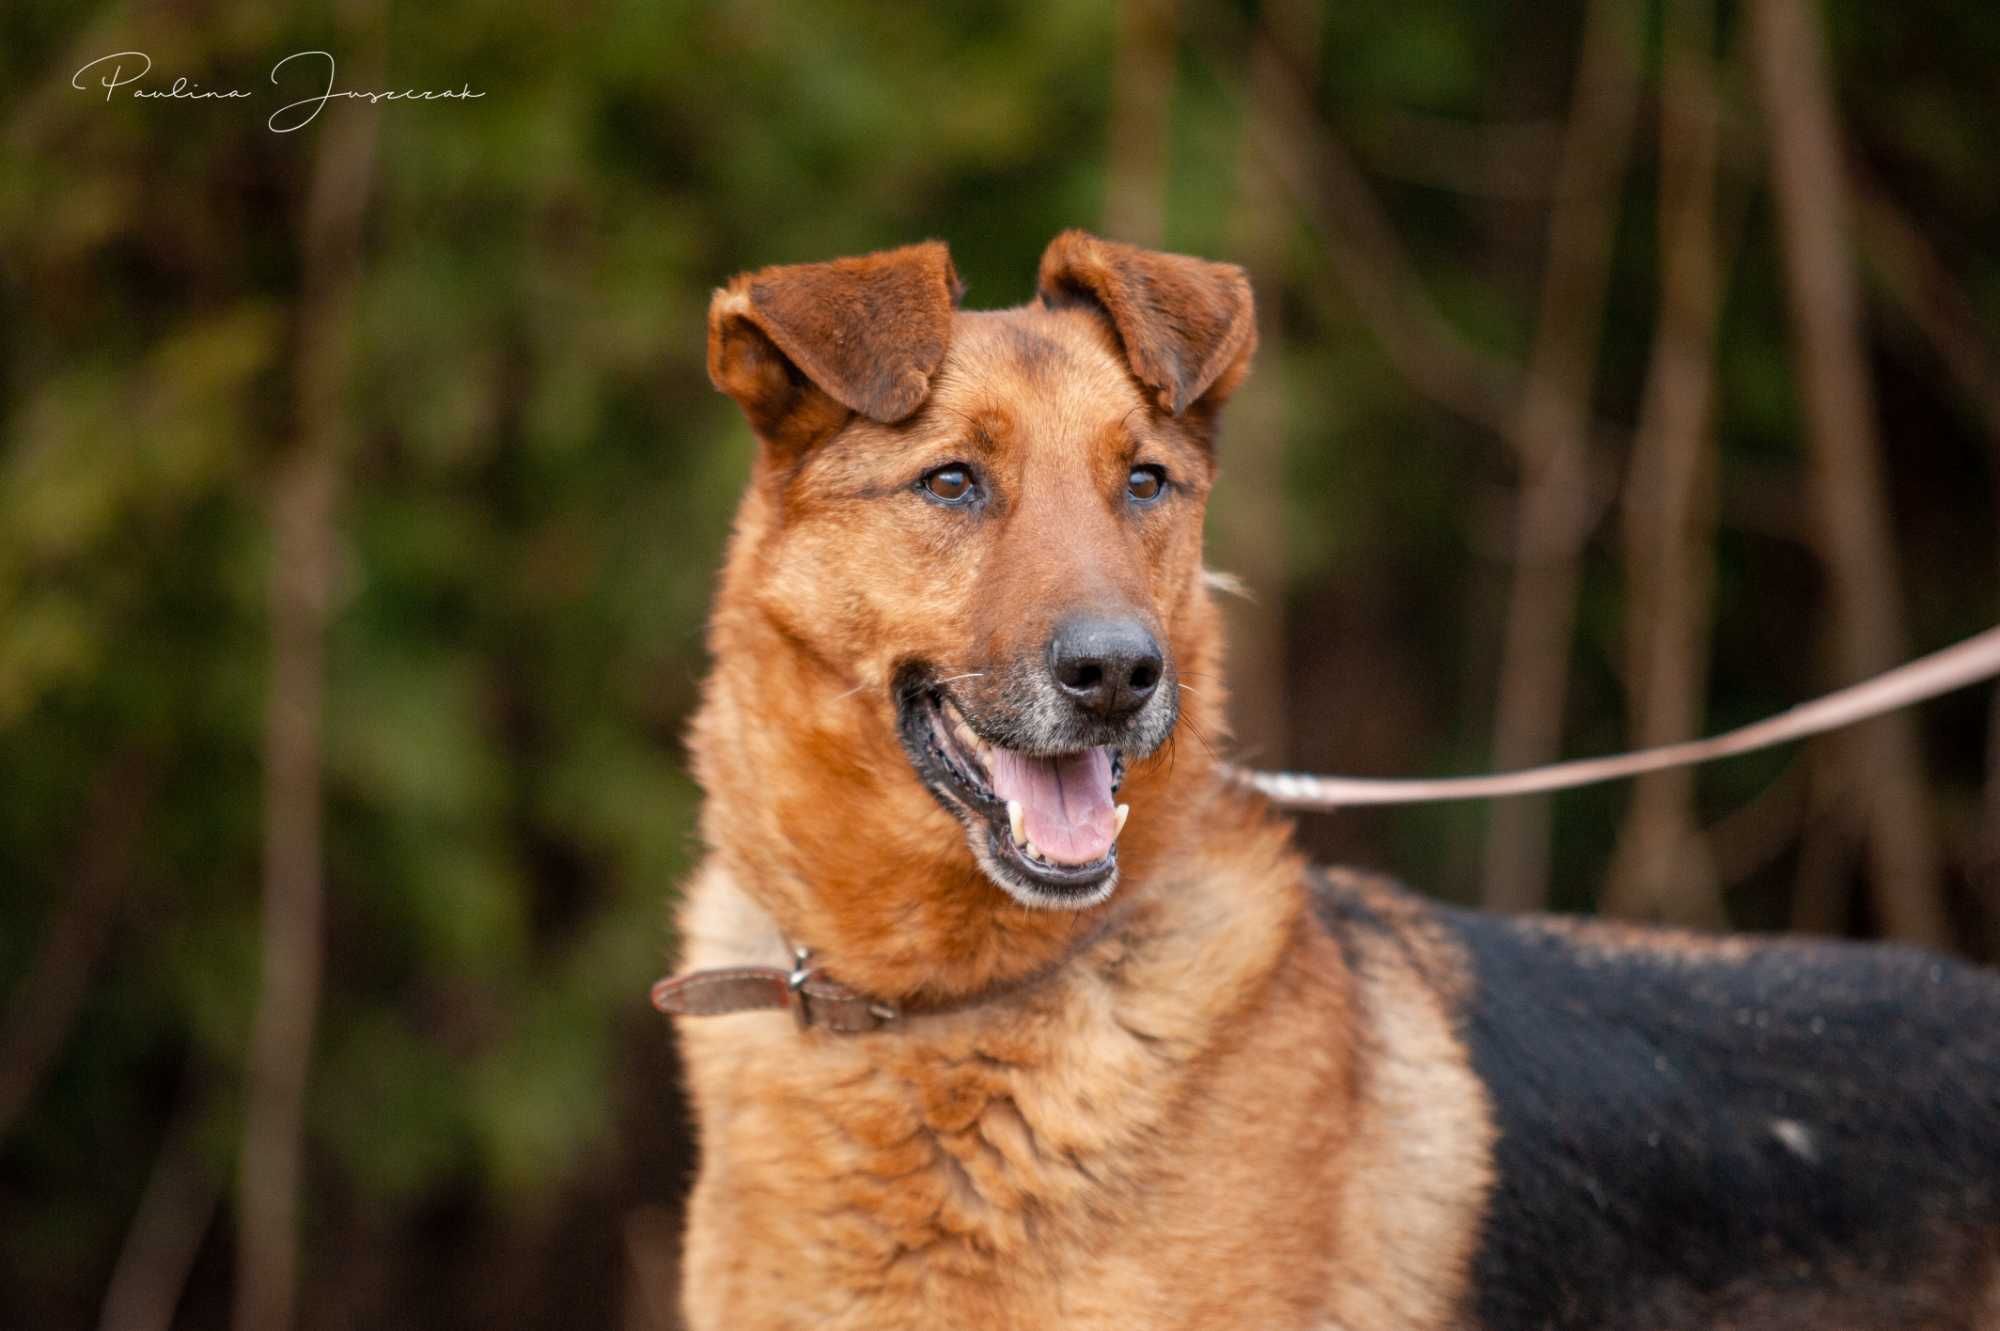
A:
[
  {"xmin": 0, "ymin": 751, "xmax": 152, "ymax": 1139},
  {"xmin": 1234, "ymin": 28, "xmax": 1524, "ymax": 435},
  {"xmin": 1791, "ymin": 754, "xmax": 1860, "ymax": 936},
  {"xmin": 1703, "ymin": 758, "xmax": 1807, "ymax": 889},
  {"xmin": 1852, "ymin": 178, "xmax": 2000, "ymax": 436},
  {"xmin": 98, "ymin": 1065, "xmax": 220, "ymax": 1331},
  {"xmin": 1177, "ymin": 7, "xmax": 1638, "ymax": 485},
  {"xmin": 1850, "ymin": 178, "xmax": 2000, "ymax": 921},
  {"xmin": 1750, "ymin": 0, "xmax": 1948, "ymax": 946}
]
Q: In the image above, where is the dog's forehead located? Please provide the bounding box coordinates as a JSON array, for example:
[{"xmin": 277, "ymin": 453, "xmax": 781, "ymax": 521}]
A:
[{"xmin": 929, "ymin": 305, "xmax": 1143, "ymax": 424}]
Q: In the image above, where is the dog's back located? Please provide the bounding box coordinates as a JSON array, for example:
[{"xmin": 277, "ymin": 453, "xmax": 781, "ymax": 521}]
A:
[{"xmin": 1319, "ymin": 870, "xmax": 2000, "ymax": 1328}]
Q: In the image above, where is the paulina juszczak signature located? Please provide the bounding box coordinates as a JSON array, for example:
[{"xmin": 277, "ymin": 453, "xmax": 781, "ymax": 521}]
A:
[{"xmin": 71, "ymin": 50, "xmax": 483, "ymax": 134}]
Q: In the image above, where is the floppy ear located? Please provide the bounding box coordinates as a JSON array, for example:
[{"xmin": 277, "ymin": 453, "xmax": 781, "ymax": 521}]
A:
[
  {"xmin": 707, "ymin": 241, "xmax": 963, "ymax": 450},
  {"xmin": 1036, "ymin": 230, "xmax": 1257, "ymax": 417}
]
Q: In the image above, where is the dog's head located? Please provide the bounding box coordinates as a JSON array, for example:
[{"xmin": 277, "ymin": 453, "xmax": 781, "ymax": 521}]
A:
[{"xmin": 704, "ymin": 232, "xmax": 1253, "ymax": 913}]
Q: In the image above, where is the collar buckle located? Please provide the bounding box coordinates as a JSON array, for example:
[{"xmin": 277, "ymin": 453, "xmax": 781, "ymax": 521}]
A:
[{"xmin": 786, "ymin": 945, "xmax": 815, "ymax": 1031}]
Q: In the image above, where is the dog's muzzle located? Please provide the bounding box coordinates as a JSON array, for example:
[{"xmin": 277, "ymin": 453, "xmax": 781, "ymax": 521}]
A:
[{"xmin": 893, "ymin": 647, "xmax": 1176, "ymax": 910}]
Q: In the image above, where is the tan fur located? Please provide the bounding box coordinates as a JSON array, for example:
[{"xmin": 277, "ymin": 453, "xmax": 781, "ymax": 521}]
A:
[
  {"xmin": 677, "ymin": 806, "xmax": 1496, "ymax": 1330},
  {"xmin": 1311, "ymin": 871, "xmax": 1495, "ymax": 1330},
  {"xmin": 674, "ymin": 237, "xmax": 1495, "ymax": 1329}
]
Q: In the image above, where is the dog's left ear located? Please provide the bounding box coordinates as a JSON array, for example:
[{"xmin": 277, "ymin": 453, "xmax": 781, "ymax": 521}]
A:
[{"xmin": 1036, "ymin": 230, "xmax": 1257, "ymax": 418}]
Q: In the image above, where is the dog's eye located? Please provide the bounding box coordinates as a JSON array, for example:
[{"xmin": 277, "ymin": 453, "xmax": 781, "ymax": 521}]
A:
[
  {"xmin": 1127, "ymin": 465, "xmax": 1167, "ymax": 503},
  {"xmin": 920, "ymin": 464, "xmax": 977, "ymax": 505}
]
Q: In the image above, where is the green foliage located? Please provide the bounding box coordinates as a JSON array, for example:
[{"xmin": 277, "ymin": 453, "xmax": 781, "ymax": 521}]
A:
[{"xmin": 1, "ymin": 0, "xmax": 1995, "ymax": 1325}]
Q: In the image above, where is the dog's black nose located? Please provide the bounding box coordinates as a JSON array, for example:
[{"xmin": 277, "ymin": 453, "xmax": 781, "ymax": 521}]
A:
[{"xmin": 1049, "ymin": 616, "xmax": 1164, "ymax": 720}]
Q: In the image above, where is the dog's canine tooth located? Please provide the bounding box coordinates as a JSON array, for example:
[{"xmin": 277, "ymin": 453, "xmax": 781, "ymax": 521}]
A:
[
  {"xmin": 1007, "ymin": 800, "xmax": 1026, "ymax": 845},
  {"xmin": 1114, "ymin": 803, "xmax": 1130, "ymax": 839},
  {"xmin": 1023, "ymin": 840, "xmax": 1038, "ymax": 861}
]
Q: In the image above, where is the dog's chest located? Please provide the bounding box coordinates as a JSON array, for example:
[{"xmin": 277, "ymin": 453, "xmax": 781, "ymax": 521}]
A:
[{"xmin": 678, "ymin": 1016, "xmax": 1192, "ymax": 1328}]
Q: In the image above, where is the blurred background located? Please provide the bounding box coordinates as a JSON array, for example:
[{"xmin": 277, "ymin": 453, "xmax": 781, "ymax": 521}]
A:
[{"xmin": 2, "ymin": 0, "xmax": 1997, "ymax": 1326}]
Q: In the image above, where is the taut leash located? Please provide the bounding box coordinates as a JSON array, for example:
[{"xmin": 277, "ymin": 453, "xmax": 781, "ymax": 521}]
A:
[{"xmin": 1231, "ymin": 623, "xmax": 2000, "ymax": 811}]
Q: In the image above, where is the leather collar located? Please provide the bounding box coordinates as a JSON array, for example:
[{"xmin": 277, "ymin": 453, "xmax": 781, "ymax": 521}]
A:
[{"xmin": 652, "ymin": 911, "xmax": 1125, "ymax": 1036}]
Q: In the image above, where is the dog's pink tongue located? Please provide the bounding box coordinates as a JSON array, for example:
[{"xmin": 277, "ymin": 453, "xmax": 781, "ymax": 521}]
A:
[{"xmin": 987, "ymin": 747, "xmax": 1118, "ymax": 865}]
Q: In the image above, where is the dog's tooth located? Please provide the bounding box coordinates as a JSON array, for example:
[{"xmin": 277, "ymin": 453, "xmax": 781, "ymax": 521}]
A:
[
  {"xmin": 1114, "ymin": 803, "xmax": 1130, "ymax": 839},
  {"xmin": 1023, "ymin": 840, "xmax": 1038, "ymax": 861},
  {"xmin": 1007, "ymin": 800, "xmax": 1026, "ymax": 845}
]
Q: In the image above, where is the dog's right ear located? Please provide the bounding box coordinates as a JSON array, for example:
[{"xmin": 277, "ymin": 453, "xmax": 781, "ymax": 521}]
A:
[{"xmin": 706, "ymin": 241, "xmax": 963, "ymax": 452}]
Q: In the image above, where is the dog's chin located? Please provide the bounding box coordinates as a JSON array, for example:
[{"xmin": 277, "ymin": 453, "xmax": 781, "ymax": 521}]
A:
[
  {"xmin": 894, "ymin": 674, "xmax": 1165, "ymax": 911},
  {"xmin": 972, "ymin": 826, "xmax": 1120, "ymax": 911}
]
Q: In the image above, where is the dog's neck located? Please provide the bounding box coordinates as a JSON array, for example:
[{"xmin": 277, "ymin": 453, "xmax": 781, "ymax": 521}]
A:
[
  {"xmin": 673, "ymin": 777, "xmax": 1307, "ymax": 1042},
  {"xmin": 673, "ymin": 831, "xmax": 1323, "ymax": 1329}
]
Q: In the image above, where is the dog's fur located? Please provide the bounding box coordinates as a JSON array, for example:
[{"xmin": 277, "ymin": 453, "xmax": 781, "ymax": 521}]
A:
[{"xmin": 670, "ymin": 232, "xmax": 2000, "ymax": 1329}]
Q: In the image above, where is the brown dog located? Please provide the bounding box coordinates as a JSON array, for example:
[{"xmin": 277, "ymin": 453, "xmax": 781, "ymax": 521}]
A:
[{"xmin": 664, "ymin": 232, "xmax": 2000, "ymax": 1329}]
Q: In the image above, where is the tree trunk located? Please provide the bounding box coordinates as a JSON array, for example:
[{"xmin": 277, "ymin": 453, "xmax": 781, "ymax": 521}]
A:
[
  {"xmin": 1749, "ymin": 0, "xmax": 1947, "ymax": 947},
  {"xmin": 233, "ymin": 9, "xmax": 384, "ymax": 1327},
  {"xmin": 1481, "ymin": 0, "xmax": 1643, "ymax": 912},
  {"xmin": 1603, "ymin": 0, "xmax": 1725, "ymax": 925},
  {"xmin": 1210, "ymin": 0, "xmax": 1323, "ymax": 764}
]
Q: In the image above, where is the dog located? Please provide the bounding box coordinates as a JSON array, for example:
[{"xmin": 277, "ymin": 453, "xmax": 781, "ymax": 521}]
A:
[{"xmin": 661, "ymin": 231, "xmax": 2000, "ymax": 1329}]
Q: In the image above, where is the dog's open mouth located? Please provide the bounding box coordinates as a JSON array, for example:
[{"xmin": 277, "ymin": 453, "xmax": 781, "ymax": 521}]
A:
[{"xmin": 896, "ymin": 684, "xmax": 1129, "ymax": 908}]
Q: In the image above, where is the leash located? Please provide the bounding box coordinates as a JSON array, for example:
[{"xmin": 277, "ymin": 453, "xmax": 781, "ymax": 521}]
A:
[{"xmin": 1230, "ymin": 623, "xmax": 2000, "ymax": 811}]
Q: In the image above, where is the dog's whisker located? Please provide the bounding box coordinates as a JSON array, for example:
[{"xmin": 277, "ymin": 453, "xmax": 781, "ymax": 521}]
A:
[
  {"xmin": 1176, "ymin": 714, "xmax": 1221, "ymax": 762},
  {"xmin": 837, "ymin": 670, "xmax": 982, "ymax": 705}
]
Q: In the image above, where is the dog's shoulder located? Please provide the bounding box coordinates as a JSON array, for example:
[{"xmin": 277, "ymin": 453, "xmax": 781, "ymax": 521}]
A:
[
  {"xmin": 1306, "ymin": 869, "xmax": 2000, "ymax": 1330},
  {"xmin": 1305, "ymin": 864, "xmax": 1472, "ymax": 999}
]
